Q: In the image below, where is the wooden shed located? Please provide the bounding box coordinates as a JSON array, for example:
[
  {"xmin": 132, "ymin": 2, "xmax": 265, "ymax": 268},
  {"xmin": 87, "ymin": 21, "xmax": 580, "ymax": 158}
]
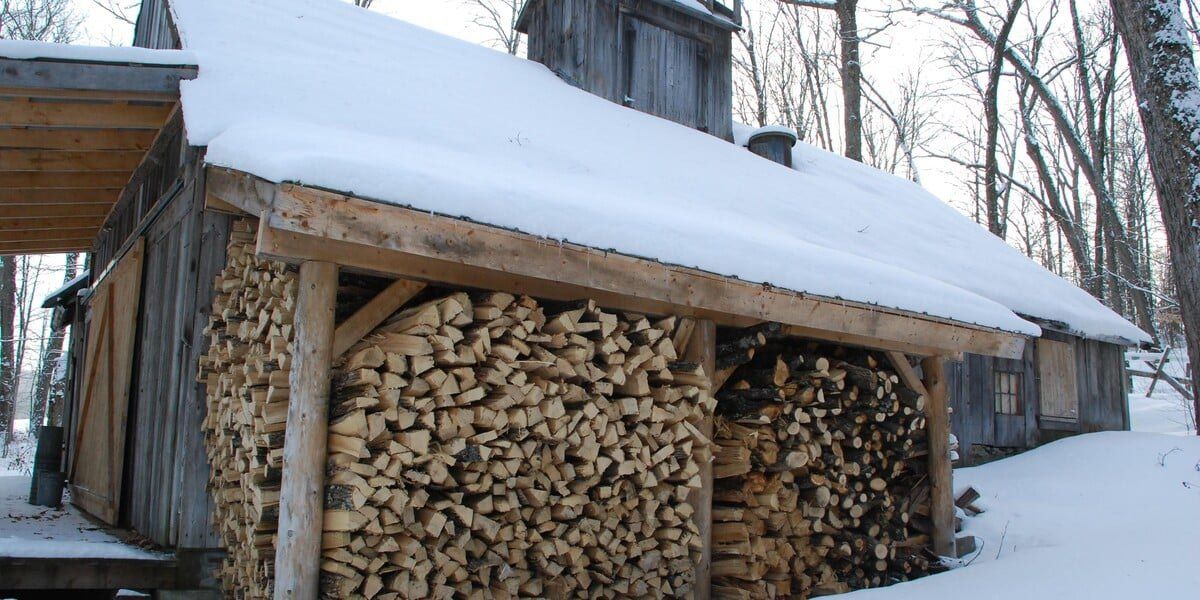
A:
[{"xmin": 0, "ymin": 0, "xmax": 1146, "ymax": 597}]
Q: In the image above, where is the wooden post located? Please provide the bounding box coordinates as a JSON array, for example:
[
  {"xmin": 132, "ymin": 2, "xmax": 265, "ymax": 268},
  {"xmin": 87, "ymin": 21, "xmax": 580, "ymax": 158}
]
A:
[
  {"xmin": 684, "ymin": 319, "xmax": 715, "ymax": 600},
  {"xmin": 274, "ymin": 261, "xmax": 337, "ymax": 600},
  {"xmin": 920, "ymin": 356, "xmax": 956, "ymax": 557}
]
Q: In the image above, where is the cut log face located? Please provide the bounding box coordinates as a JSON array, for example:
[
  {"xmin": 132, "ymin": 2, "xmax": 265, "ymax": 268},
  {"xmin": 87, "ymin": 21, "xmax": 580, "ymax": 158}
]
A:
[
  {"xmin": 200, "ymin": 233, "xmax": 714, "ymax": 600},
  {"xmin": 320, "ymin": 293, "xmax": 713, "ymax": 599},
  {"xmin": 710, "ymin": 336, "xmax": 934, "ymax": 596},
  {"xmin": 198, "ymin": 218, "xmax": 299, "ymax": 599}
]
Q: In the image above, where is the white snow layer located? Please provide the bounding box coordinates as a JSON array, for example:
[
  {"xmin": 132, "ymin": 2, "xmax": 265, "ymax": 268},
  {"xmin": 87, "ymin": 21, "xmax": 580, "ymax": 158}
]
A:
[
  {"xmin": 841, "ymin": 432, "xmax": 1200, "ymax": 600},
  {"xmin": 0, "ymin": 39, "xmax": 195, "ymax": 65},
  {"xmin": 169, "ymin": 0, "xmax": 1147, "ymax": 343}
]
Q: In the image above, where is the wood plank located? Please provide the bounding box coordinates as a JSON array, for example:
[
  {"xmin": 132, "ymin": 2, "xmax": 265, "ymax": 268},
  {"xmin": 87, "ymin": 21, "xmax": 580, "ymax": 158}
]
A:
[
  {"xmin": 789, "ymin": 325, "xmax": 965, "ymax": 363},
  {"xmin": 1036, "ymin": 339, "xmax": 1079, "ymax": 420},
  {"xmin": 0, "ymin": 127, "xmax": 156, "ymax": 150},
  {"xmin": 0, "ymin": 188, "xmax": 119, "ymax": 204},
  {"xmin": 0, "ymin": 57, "xmax": 195, "ymax": 95},
  {"xmin": 0, "ymin": 85, "xmax": 178, "ymax": 103},
  {"xmin": 921, "ymin": 356, "xmax": 956, "ymax": 558},
  {"xmin": 332, "ymin": 277, "xmax": 426, "ymax": 357},
  {"xmin": 0, "ymin": 227, "xmax": 98, "ymax": 243},
  {"xmin": 0, "ymin": 204, "xmax": 113, "ymax": 219},
  {"xmin": 0, "ymin": 98, "xmax": 174, "ymax": 129},
  {"xmin": 0, "ymin": 215, "xmax": 106, "ymax": 230},
  {"xmin": 0, "ymin": 171, "xmax": 130, "ymax": 189},
  {"xmin": 248, "ymin": 179, "xmax": 1027, "ymax": 360},
  {"xmin": 884, "ymin": 350, "xmax": 931, "ymax": 398},
  {"xmin": 70, "ymin": 239, "xmax": 143, "ymax": 525},
  {"xmin": 203, "ymin": 191, "xmax": 247, "ymax": 215},
  {"xmin": 0, "ymin": 556, "xmax": 178, "ymax": 590},
  {"xmin": 275, "ymin": 261, "xmax": 338, "ymax": 600},
  {"xmin": 0, "ymin": 149, "xmax": 145, "ymax": 171},
  {"xmin": 0, "ymin": 240, "xmax": 92, "ymax": 255},
  {"xmin": 683, "ymin": 319, "xmax": 715, "ymax": 600}
]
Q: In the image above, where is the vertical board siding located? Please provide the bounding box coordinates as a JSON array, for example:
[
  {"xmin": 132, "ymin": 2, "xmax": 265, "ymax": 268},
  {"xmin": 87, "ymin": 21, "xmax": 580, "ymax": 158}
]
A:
[
  {"xmin": 133, "ymin": 0, "xmax": 180, "ymax": 50},
  {"xmin": 524, "ymin": 0, "xmax": 733, "ymax": 140}
]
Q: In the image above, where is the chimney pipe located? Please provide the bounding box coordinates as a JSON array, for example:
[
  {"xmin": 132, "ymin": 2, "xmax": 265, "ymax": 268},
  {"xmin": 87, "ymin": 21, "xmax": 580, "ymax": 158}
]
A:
[{"xmin": 747, "ymin": 126, "xmax": 798, "ymax": 168}]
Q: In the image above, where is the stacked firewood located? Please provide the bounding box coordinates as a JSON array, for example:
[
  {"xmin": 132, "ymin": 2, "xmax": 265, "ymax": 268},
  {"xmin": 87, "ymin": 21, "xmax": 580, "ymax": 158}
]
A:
[
  {"xmin": 320, "ymin": 292, "xmax": 713, "ymax": 599},
  {"xmin": 709, "ymin": 325, "xmax": 933, "ymax": 599},
  {"xmin": 197, "ymin": 218, "xmax": 297, "ymax": 599}
]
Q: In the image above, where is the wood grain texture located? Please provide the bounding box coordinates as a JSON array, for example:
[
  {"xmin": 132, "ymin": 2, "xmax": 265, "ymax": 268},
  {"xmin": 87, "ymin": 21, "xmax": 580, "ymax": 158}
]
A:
[
  {"xmin": 251, "ymin": 181, "xmax": 1026, "ymax": 360},
  {"xmin": 683, "ymin": 318, "xmax": 715, "ymax": 600},
  {"xmin": 920, "ymin": 356, "xmax": 955, "ymax": 558},
  {"xmin": 69, "ymin": 238, "xmax": 144, "ymax": 525},
  {"xmin": 332, "ymin": 277, "xmax": 426, "ymax": 357},
  {"xmin": 274, "ymin": 260, "xmax": 338, "ymax": 600}
]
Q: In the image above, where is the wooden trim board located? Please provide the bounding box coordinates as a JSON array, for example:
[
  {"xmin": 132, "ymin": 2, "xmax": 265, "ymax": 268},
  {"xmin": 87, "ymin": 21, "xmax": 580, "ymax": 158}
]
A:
[{"xmin": 210, "ymin": 167, "xmax": 1027, "ymax": 359}]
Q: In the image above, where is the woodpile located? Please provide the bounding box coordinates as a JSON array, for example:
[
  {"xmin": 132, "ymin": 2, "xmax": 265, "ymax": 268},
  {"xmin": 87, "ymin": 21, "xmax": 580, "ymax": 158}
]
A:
[
  {"xmin": 197, "ymin": 218, "xmax": 297, "ymax": 598},
  {"xmin": 708, "ymin": 325, "xmax": 934, "ymax": 598},
  {"xmin": 319, "ymin": 293, "xmax": 713, "ymax": 599}
]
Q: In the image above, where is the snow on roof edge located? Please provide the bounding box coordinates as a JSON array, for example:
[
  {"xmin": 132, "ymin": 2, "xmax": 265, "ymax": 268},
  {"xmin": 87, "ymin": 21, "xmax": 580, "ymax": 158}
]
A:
[{"xmin": 0, "ymin": 39, "xmax": 196, "ymax": 66}]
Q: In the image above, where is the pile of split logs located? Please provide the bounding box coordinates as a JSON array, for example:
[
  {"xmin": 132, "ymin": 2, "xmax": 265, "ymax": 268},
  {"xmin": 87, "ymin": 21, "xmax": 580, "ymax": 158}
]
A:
[
  {"xmin": 321, "ymin": 293, "xmax": 713, "ymax": 598},
  {"xmin": 197, "ymin": 218, "xmax": 297, "ymax": 598},
  {"xmin": 709, "ymin": 324, "xmax": 934, "ymax": 598}
]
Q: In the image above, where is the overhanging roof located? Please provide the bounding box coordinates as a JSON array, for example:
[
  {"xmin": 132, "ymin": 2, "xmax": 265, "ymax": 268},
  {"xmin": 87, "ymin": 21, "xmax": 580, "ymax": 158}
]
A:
[{"xmin": 0, "ymin": 45, "xmax": 197, "ymax": 255}]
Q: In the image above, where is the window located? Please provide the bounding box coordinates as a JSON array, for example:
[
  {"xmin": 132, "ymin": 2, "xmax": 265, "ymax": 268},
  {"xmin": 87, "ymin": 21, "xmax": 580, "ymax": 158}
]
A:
[{"xmin": 993, "ymin": 368, "xmax": 1022, "ymax": 415}]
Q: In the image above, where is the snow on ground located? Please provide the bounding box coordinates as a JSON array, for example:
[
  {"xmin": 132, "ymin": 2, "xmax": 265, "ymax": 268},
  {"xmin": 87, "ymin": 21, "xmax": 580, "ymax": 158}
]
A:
[
  {"xmin": 166, "ymin": 0, "xmax": 1151, "ymax": 344},
  {"xmin": 1127, "ymin": 349, "xmax": 1194, "ymax": 436},
  {"xmin": 0, "ymin": 420, "xmax": 165, "ymax": 561},
  {"xmin": 843, "ymin": 432, "xmax": 1200, "ymax": 600}
]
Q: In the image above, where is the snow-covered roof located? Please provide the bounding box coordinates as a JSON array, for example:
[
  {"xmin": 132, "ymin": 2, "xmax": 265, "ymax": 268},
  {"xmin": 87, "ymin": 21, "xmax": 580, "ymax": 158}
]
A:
[
  {"xmin": 0, "ymin": 39, "xmax": 195, "ymax": 66},
  {"xmin": 168, "ymin": 0, "xmax": 1148, "ymax": 345}
]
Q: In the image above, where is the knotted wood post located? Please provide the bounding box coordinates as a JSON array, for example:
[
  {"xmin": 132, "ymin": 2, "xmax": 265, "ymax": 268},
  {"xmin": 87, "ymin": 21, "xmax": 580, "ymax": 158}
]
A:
[
  {"xmin": 274, "ymin": 261, "xmax": 338, "ymax": 599},
  {"xmin": 920, "ymin": 356, "xmax": 956, "ymax": 557},
  {"xmin": 684, "ymin": 319, "xmax": 716, "ymax": 599}
]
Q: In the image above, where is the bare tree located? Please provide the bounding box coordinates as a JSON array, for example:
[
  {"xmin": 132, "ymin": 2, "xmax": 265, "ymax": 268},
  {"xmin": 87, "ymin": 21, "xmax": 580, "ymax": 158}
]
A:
[
  {"xmin": 464, "ymin": 0, "xmax": 526, "ymax": 56},
  {"xmin": 90, "ymin": 0, "xmax": 136, "ymax": 25},
  {"xmin": 1110, "ymin": 0, "xmax": 1200, "ymax": 431},
  {"xmin": 0, "ymin": 0, "xmax": 80, "ymax": 42},
  {"xmin": 30, "ymin": 254, "xmax": 78, "ymax": 435},
  {"xmin": 780, "ymin": 0, "xmax": 864, "ymax": 162},
  {"xmin": 0, "ymin": 258, "xmax": 15, "ymax": 455},
  {"xmin": 982, "ymin": 0, "xmax": 1024, "ymax": 237}
]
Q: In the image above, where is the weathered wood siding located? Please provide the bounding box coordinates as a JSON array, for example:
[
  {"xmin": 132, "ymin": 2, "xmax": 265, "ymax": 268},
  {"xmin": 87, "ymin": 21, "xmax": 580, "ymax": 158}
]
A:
[
  {"xmin": 523, "ymin": 0, "xmax": 734, "ymax": 140},
  {"xmin": 123, "ymin": 153, "xmax": 229, "ymax": 549},
  {"xmin": 949, "ymin": 332, "xmax": 1129, "ymax": 465},
  {"xmin": 133, "ymin": 0, "xmax": 180, "ymax": 50}
]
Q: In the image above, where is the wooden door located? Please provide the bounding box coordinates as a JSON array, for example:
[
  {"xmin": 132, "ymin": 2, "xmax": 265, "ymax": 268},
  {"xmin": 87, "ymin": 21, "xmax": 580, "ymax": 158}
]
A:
[
  {"xmin": 1037, "ymin": 339, "xmax": 1079, "ymax": 422},
  {"xmin": 69, "ymin": 239, "xmax": 144, "ymax": 525},
  {"xmin": 623, "ymin": 16, "xmax": 709, "ymax": 131}
]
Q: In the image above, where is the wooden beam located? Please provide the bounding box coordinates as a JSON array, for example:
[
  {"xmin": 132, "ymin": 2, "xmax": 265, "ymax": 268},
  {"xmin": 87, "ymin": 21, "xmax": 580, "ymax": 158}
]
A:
[
  {"xmin": 0, "ymin": 227, "xmax": 97, "ymax": 242},
  {"xmin": 252, "ymin": 181, "xmax": 1027, "ymax": 359},
  {"xmin": 921, "ymin": 356, "xmax": 956, "ymax": 558},
  {"xmin": 0, "ymin": 556, "xmax": 178, "ymax": 590},
  {"xmin": 0, "ymin": 85, "xmax": 178, "ymax": 103},
  {"xmin": 0, "ymin": 204, "xmax": 112, "ymax": 220},
  {"xmin": 0, "ymin": 127, "xmax": 156, "ymax": 150},
  {"xmin": 0, "ymin": 215, "xmax": 105, "ymax": 230},
  {"xmin": 0, "ymin": 239, "xmax": 92, "ymax": 254},
  {"xmin": 332, "ymin": 277, "xmax": 427, "ymax": 357},
  {"xmin": 884, "ymin": 350, "xmax": 931, "ymax": 398},
  {"xmin": 0, "ymin": 98, "xmax": 174, "ymax": 129},
  {"xmin": 0, "ymin": 149, "xmax": 145, "ymax": 171},
  {"xmin": 0, "ymin": 171, "xmax": 130, "ymax": 189},
  {"xmin": 205, "ymin": 167, "xmax": 277, "ymax": 215},
  {"xmin": 0, "ymin": 57, "xmax": 195, "ymax": 95},
  {"xmin": 683, "ymin": 318, "xmax": 715, "ymax": 600},
  {"xmin": 204, "ymin": 191, "xmax": 248, "ymax": 215},
  {"xmin": 275, "ymin": 261, "xmax": 338, "ymax": 600},
  {"xmin": 0, "ymin": 188, "xmax": 119, "ymax": 204}
]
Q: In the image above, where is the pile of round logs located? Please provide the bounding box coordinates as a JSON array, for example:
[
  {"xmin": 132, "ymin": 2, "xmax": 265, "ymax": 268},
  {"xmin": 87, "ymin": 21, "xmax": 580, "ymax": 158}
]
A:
[
  {"xmin": 197, "ymin": 218, "xmax": 297, "ymax": 598},
  {"xmin": 320, "ymin": 293, "xmax": 713, "ymax": 599},
  {"xmin": 709, "ymin": 324, "xmax": 934, "ymax": 599}
]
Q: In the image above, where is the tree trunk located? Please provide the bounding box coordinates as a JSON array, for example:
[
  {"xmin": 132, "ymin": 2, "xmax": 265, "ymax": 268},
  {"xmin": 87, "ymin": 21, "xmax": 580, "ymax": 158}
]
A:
[
  {"xmin": 30, "ymin": 254, "xmax": 78, "ymax": 435},
  {"xmin": 837, "ymin": 0, "xmax": 863, "ymax": 162},
  {"xmin": 1111, "ymin": 0, "xmax": 1200, "ymax": 431},
  {"xmin": 0, "ymin": 258, "xmax": 16, "ymax": 451},
  {"xmin": 983, "ymin": 0, "xmax": 1024, "ymax": 238}
]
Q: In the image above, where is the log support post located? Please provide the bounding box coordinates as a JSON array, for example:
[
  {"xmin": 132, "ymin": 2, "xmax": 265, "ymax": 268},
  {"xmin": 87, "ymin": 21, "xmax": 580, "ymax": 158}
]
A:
[
  {"xmin": 274, "ymin": 261, "xmax": 338, "ymax": 600},
  {"xmin": 684, "ymin": 319, "xmax": 716, "ymax": 600},
  {"xmin": 921, "ymin": 355, "xmax": 956, "ymax": 557}
]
